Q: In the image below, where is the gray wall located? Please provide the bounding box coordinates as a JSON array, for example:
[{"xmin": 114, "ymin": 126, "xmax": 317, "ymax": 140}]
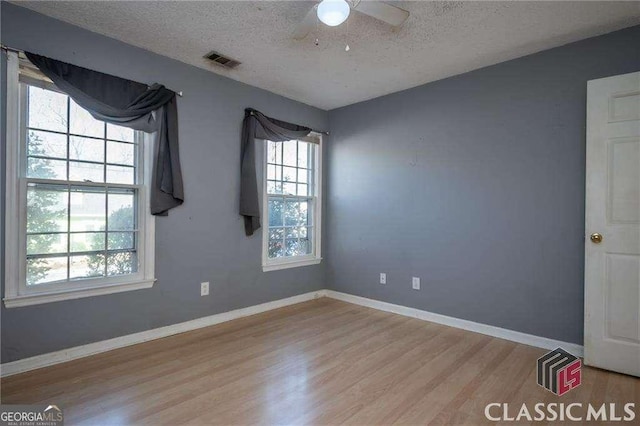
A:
[
  {"xmin": 326, "ymin": 25, "xmax": 640, "ymax": 345},
  {"xmin": 0, "ymin": 3, "xmax": 328, "ymax": 363},
  {"xmin": 2, "ymin": 3, "xmax": 639, "ymax": 364}
]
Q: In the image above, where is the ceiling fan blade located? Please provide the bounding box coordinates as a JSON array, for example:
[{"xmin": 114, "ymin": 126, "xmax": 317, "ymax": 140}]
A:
[
  {"xmin": 293, "ymin": 5, "xmax": 318, "ymax": 40},
  {"xmin": 353, "ymin": 1, "xmax": 409, "ymax": 27}
]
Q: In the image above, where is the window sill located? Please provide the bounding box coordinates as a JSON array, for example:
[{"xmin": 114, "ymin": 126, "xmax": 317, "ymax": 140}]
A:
[
  {"xmin": 262, "ymin": 257, "xmax": 322, "ymax": 272},
  {"xmin": 3, "ymin": 278, "xmax": 156, "ymax": 308}
]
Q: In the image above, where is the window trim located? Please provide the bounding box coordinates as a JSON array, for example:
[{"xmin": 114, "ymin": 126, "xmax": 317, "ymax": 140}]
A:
[
  {"xmin": 261, "ymin": 134, "xmax": 323, "ymax": 272},
  {"xmin": 3, "ymin": 51, "xmax": 156, "ymax": 308}
]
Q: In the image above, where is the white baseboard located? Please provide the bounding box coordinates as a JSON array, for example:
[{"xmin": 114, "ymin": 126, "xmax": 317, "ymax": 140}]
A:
[
  {"xmin": 0, "ymin": 290, "xmax": 325, "ymax": 378},
  {"xmin": 324, "ymin": 290, "xmax": 584, "ymax": 357},
  {"xmin": 1, "ymin": 288, "xmax": 583, "ymax": 378}
]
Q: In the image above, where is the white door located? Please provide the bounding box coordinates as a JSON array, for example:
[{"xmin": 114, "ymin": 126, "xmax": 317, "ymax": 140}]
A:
[{"xmin": 585, "ymin": 71, "xmax": 640, "ymax": 377}]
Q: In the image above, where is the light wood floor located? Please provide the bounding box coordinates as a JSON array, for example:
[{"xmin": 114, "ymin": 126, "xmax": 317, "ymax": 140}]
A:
[{"xmin": 1, "ymin": 298, "xmax": 638, "ymax": 425}]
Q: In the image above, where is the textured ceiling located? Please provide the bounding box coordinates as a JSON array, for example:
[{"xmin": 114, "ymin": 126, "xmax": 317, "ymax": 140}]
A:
[{"xmin": 12, "ymin": 1, "xmax": 640, "ymax": 110}]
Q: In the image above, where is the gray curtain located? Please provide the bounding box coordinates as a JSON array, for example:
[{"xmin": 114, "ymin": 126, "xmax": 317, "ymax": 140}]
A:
[
  {"xmin": 25, "ymin": 52, "xmax": 184, "ymax": 216},
  {"xmin": 240, "ymin": 108, "xmax": 313, "ymax": 236}
]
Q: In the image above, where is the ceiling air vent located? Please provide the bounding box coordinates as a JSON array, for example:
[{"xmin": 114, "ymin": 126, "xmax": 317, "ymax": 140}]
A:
[{"xmin": 204, "ymin": 51, "xmax": 241, "ymax": 69}]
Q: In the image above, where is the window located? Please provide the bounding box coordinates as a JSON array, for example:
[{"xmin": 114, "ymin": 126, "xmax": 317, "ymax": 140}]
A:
[
  {"xmin": 262, "ymin": 136, "xmax": 322, "ymax": 271},
  {"xmin": 4, "ymin": 52, "xmax": 155, "ymax": 307}
]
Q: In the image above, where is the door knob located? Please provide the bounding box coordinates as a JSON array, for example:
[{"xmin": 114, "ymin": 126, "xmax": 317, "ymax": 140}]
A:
[{"xmin": 590, "ymin": 233, "xmax": 603, "ymax": 244}]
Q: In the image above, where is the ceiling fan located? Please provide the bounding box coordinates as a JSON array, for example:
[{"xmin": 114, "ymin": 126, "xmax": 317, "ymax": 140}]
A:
[{"xmin": 293, "ymin": 0, "xmax": 410, "ymax": 40}]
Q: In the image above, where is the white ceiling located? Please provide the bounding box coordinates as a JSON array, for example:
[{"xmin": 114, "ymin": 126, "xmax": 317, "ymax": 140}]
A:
[{"xmin": 13, "ymin": 1, "xmax": 640, "ymax": 110}]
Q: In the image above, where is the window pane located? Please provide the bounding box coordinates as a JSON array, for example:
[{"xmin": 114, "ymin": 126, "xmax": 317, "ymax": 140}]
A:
[
  {"xmin": 283, "ymin": 141, "xmax": 297, "ymax": 167},
  {"xmin": 107, "ymin": 251, "xmax": 137, "ymax": 276},
  {"xmin": 283, "ymin": 166, "xmax": 296, "ymax": 183},
  {"xmin": 283, "ymin": 183, "xmax": 296, "ymax": 195},
  {"xmin": 298, "ymin": 144, "xmax": 309, "ymax": 168},
  {"xmin": 268, "ymin": 199, "xmax": 283, "ymax": 226},
  {"xmin": 27, "ymin": 256, "xmax": 68, "ymax": 285},
  {"xmin": 269, "ymin": 227, "xmax": 284, "ymax": 241},
  {"xmin": 27, "ymin": 184, "xmax": 68, "ymax": 233},
  {"xmin": 71, "ymin": 232, "xmax": 105, "ymax": 252},
  {"xmin": 299, "ymin": 238, "xmax": 312, "ymax": 255},
  {"xmin": 268, "ymin": 241, "xmax": 284, "ymax": 259},
  {"xmin": 286, "ymin": 239, "xmax": 309, "ymax": 256},
  {"xmin": 106, "ymin": 165, "xmax": 135, "ymax": 184},
  {"xmin": 267, "ymin": 181, "xmax": 282, "ymax": 194},
  {"xmin": 107, "ymin": 123, "xmax": 135, "ymax": 142},
  {"xmin": 108, "ymin": 190, "xmax": 135, "ymax": 230},
  {"xmin": 267, "ymin": 164, "xmax": 276, "ymax": 180},
  {"xmin": 267, "ymin": 141, "xmax": 281, "ymax": 164},
  {"xmin": 284, "ymin": 200, "xmax": 309, "ymax": 227},
  {"xmin": 70, "ymin": 188, "xmax": 106, "ymax": 232},
  {"xmin": 27, "ymin": 233, "xmax": 67, "ymax": 256},
  {"xmin": 69, "ymin": 136, "xmax": 104, "ymax": 162},
  {"xmin": 69, "ymin": 161, "xmax": 104, "ymax": 183},
  {"xmin": 297, "ymin": 184, "xmax": 308, "ymax": 196},
  {"xmin": 70, "ymin": 254, "xmax": 105, "ymax": 279},
  {"xmin": 108, "ymin": 232, "xmax": 135, "ymax": 250},
  {"xmin": 28, "ymin": 86, "xmax": 67, "ymax": 132},
  {"xmin": 27, "ymin": 130, "xmax": 67, "ymax": 159},
  {"xmin": 107, "ymin": 141, "xmax": 135, "ymax": 166},
  {"xmin": 297, "ymin": 168, "xmax": 308, "ymax": 184},
  {"xmin": 27, "ymin": 157, "xmax": 67, "ymax": 180},
  {"xmin": 285, "ymin": 227, "xmax": 307, "ymax": 239},
  {"xmin": 70, "ymin": 99, "xmax": 104, "ymax": 138}
]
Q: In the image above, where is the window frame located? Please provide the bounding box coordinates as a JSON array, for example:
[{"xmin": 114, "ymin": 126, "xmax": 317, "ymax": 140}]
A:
[
  {"xmin": 3, "ymin": 51, "xmax": 156, "ymax": 308},
  {"xmin": 261, "ymin": 133, "xmax": 323, "ymax": 272}
]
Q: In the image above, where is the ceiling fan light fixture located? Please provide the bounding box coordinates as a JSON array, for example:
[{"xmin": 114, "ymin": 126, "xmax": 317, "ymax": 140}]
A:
[{"xmin": 317, "ymin": 0, "xmax": 350, "ymax": 27}]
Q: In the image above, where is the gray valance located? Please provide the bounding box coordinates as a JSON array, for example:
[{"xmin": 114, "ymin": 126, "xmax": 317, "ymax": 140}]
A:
[
  {"xmin": 240, "ymin": 108, "xmax": 313, "ymax": 236},
  {"xmin": 25, "ymin": 52, "xmax": 184, "ymax": 216}
]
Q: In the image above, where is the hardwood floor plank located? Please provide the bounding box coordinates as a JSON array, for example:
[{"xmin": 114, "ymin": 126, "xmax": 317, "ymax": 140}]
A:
[{"xmin": 1, "ymin": 298, "xmax": 638, "ymax": 425}]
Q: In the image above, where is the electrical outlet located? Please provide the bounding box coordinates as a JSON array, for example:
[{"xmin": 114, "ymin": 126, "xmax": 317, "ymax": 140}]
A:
[
  {"xmin": 412, "ymin": 277, "xmax": 420, "ymax": 290},
  {"xmin": 201, "ymin": 282, "xmax": 210, "ymax": 296},
  {"xmin": 380, "ymin": 273, "xmax": 387, "ymax": 284}
]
